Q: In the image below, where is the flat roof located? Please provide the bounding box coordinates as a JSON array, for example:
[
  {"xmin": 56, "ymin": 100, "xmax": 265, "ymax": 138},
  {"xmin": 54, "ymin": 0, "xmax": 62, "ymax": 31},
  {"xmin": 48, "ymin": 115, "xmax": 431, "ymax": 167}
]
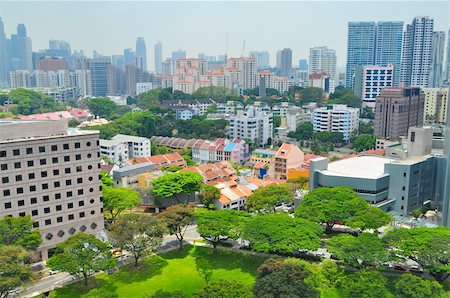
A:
[{"xmin": 321, "ymin": 156, "xmax": 395, "ymax": 179}]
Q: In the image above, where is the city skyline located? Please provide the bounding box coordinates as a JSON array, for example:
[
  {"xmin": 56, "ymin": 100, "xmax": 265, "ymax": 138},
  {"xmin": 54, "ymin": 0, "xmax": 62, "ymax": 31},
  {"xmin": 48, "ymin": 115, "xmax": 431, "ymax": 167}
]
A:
[{"xmin": 1, "ymin": 1, "xmax": 448, "ymax": 71}]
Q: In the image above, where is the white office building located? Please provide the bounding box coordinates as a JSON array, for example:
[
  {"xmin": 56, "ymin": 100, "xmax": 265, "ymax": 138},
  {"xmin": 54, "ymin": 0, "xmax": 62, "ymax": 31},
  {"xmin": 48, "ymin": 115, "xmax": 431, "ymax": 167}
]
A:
[
  {"xmin": 136, "ymin": 82, "xmax": 153, "ymax": 95},
  {"xmin": 286, "ymin": 106, "xmax": 310, "ymax": 133},
  {"xmin": 354, "ymin": 64, "xmax": 395, "ymax": 108},
  {"xmin": 309, "ymin": 46, "xmax": 337, "ymax": 82},
  {"xmin": 423, "ymin": 87, "xmax": 448, "ymax": 124},
  {"xmin": 99, "ymin": 134, "xmax": 151, "ymax": 165},
  {"xmin": 312, "ymin": 105, "xmax": 359, "ymax": 141},
  {"xmin": 229, "ymin": 107, "xmax": 273, "ymax": 146}
]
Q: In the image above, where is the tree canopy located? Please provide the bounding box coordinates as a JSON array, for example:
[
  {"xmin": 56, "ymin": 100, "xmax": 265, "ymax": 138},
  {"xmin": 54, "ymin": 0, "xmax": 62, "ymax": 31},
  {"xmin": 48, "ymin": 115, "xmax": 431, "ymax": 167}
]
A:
[
  {"xmin": 0, "ymin": 245, "xmax": 31, "ymax": 298},
  {"xmin": 102, "ymin": 186, "xmax": 141, "ymax": 222},
  {"xmin": 110, "ymin": 213, "xmax": 165, "ymax": 267},
  {"xmin": 243, "ymin": 214, "xmax": 322, "ymax": 254},
  {"xmin": 287, "ymin": 121, "xmax": 313, "ymax": 141},
  {"xmin": 196, "ymin": 209, "xmax": 251, "ymax": 248},
  {"xmin": 353, "ymin": 134, "xmax": 376, "ymax": 152},
  {"xmin": 198, "ymin": 184, "xmax": 220, "ymax": 210},
  {"xmin": 158, "ymin": 205, "xmax": 194, "ymax": 250},
  {"xmin": 246, "ymin": 184, "xmax": 293, "ymax": 213},
  {"xmin": 327, "ymin": 233, "xmax": 386, "ymax": 269},
  {"xmin": 337, "ymin": 270, "xmax": 390, "ymax": 298},
  {"xmin": 394, "ymin": 274, "xmax": 444, "ymax": 298},
  {"xmin": 5, "ymin": 88, "xmax": 65, "ymax": 115},
  {"xmin": 254, "ymin": 258, "xmax": 320, "ymax": 298},
  {"xmin": 86, "ymin": 97, "xmax": 120, "ymax": 119},
  {"xmin": 152, "ymin": 172, "xmax": 203, "ymax": 203},
  {"xmin": 0, "ymin": 216, "xmax": 42, "ymax": 250},
  {"xmin": 383, "ymin": 226, "xmax": 450, "ymax": 282},
  {"xmin": 47, "ymin": 232, "xmax": 116, "ymax": 286},
  {"xmin": 195, "ymin": 279, "xmax": 252, "ymax": 298}
]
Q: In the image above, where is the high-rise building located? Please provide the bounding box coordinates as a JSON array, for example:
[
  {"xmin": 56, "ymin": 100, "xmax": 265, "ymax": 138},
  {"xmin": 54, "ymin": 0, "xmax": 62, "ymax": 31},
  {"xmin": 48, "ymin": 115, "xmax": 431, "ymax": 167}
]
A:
[
  {"xmin": 10, "ymin": 23, "xmax": 32, "ymax": 71},
  {"xmin": 374, "ymin": 87, "xmax": 424, "ymax": 138},
  {"xmin": 0, "ymin": 120, "xmax": 104, "ymax": 260},
  {"xmin": 441, "ymin": 94, "xmax": 450, "ymax": 227},
  {"xmin": 227, "ymin": 57, "xmax": 257, "ymax": 90},
  {"xmin": 0, "ymin": 18, "xmax": 8, "ymax": 87},
  {"xmin": 298, "ymin": 59, "xmax": 308, "ymax": 71},
  {"xmin": 229, "ymin": 107, "xmax": 273, "ymax": 146},
  {"xmin": 401, "ymin": 16, "xmax": 434, "ymax": 87},
  {"xmin": 278, "ymin": 48, "xmax": 292, "ymax": 77},
  {"xmin": 123, "ymin": 48, "xmax": 136, "ymax": 67},
  {"xmin": 422, "ymin": 87, "xmax": 448, "ymax": 124},
  {"xmin": 445, "ymin": 29, "xmax": 450, "ymax": 83},
  {"xmin": 429, "ymin": 31, "xmax": 445, "ymax": 87},
  {"xmin": 249, "ymin": 51, "xmax": 270, "ymax": 69},
  {"xmin": 154, "ymin": 41, "xmax": 163, "ymax": 74},
  {"xmin": 172, "ymin": 49, "xmax": 186, "ymax": 60},
  {"xmin": 354, "ymin": 64, "xmax": 395, "ymax": 108},
  {"xmin": 135, "ymin": 37, "xmax": 147, "ymax": 71},
  {"xmin": 345, "ymin": 22, "xmax": 376, "ymax": 88},
  {"xmin": 35, "ymin": 57, "xmax": 68, "ymax": 72},
  {"xmin": 312, "ymin": 105, "xmax": 359, "ymax": 141},
  {"xmin": 87, "ymin": 57, "xmax": 111, "ymax": 97},
  {"xmin": 309, "ymin": 46, "xmax": 337, "ymax": 82},
  {"xmin": 111, "ymin": 55, "xmax": 125, "ymax": 70}
]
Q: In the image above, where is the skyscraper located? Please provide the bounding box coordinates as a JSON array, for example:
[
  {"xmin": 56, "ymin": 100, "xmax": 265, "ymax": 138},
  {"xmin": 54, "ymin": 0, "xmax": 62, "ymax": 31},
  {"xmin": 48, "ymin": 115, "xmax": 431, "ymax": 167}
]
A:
[
  {"xmin": 278, "ymin": 48, "xmax": 292, "ymax": 77},
  {"xmin": 309, "ymin": 46, "xmax": 337, "ymax": 82},
  {"xmin": 172, "ymin": 49, "xmax": 186, "ymax": 60},
  {"xmin": 135, "ymin": 37, "xmax": 147, "ymax": 71},
  {"xmin": 298, "ymin": 59, "xmax": 308, "ymax": 71},
  {"xmin": 87, "ymin": 56, "xmax": 111, "ymax": 97},
  {"xmin": 0, "ymin": 18, "xmax": 8, "ymax": 86},
  {"xmin": 249, "ymin": 51, "xmax": 270, "ymax": 69},
  {"xmin": 445, "ymin": 29, "xmax": 450, "ymax": 84},
  {"xmin": 345, "ymin": 22, "xmax": 376, "ymax": 88},
  {"xmin": 375, "ymin": 21, "xmax": 404, "ymax": 86},
  {"xmin": 10, "ymin": 23, "xmax": 32, "ymax": 71},
  {"xmin": 154, "ymin": 41, "xmax": 162, "ymax": 74},
  {"xmin": 429, "ymin": 31, "xmax": 445, "ymax": 87},
  {"xmin": 401, "ymin": 16, "xmax": 434, "ymax": 87}
]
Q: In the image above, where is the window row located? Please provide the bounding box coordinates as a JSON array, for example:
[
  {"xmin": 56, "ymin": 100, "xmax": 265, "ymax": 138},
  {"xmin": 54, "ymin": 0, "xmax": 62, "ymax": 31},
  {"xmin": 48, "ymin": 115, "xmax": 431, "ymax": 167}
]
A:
[
  {"xmin": 4, "ymin": 197, "xmax": 102, "ymax": 210},
  {"xmin": 2, "ymin": 173, "xmax": 100, "ymax": 185},
  {"xmin": 0, "ymin": 140, "xmax": 99, "ymax": 158},
  {"xmin": 42, "ymin": 223, "xmax": 99, "ymax": 241},
  {"xmin": 0, "ymin": 153, "xmax": 100, "ymax": 171},
  {"xmin": 32, "ymin": 211, "xmax": 101, "ymax": 228},
  {"xmin": 3, "ymin": 185, "xmax": 102, "ymax": 197},
  {"xmin": 1, "ymin": 163, "xmax": 101, "ymax": 180}
]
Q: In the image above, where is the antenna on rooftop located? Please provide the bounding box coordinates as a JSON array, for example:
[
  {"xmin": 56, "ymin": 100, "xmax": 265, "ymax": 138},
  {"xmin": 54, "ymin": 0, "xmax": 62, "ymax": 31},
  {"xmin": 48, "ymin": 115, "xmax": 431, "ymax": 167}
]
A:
[{"xmin": 241, "ymin": 40, "xmax": 246, "ymax": 58}]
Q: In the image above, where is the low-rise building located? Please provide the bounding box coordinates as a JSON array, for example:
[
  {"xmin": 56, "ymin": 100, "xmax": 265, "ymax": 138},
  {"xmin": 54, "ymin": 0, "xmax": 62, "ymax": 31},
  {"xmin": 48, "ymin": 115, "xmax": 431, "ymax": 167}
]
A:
[
  {"xmin": 312, "ymin": 105, "xmax": 359, "ymax": 141},
  {"xmin": 130, "ymin": 152, "xmax": 186, "ymax": 170},
  {"xmin": 191, "ymin": 138, "xmax": 248, "ymax": 164},
  {"xmin": 100, "ymin": 134, "xmax": 151, "ymax": 166},
  {"xmin": 228, "ymin": 107, "xmax": 273, "ymax": 147}
]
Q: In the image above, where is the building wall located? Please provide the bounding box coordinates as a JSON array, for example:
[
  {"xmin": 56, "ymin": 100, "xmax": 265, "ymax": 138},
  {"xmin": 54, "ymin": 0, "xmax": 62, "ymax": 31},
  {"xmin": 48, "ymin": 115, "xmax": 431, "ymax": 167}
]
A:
[{"xmin": 423, "ymin": 87, "xmax": 448, "ymax": 124}]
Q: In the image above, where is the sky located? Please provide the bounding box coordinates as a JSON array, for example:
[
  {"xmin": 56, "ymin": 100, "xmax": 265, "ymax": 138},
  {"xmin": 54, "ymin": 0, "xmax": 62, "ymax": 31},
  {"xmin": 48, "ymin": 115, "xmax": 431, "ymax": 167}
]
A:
[{"xmin": 1, "ymin": 1, "xmax": 449, "ymax": 71}]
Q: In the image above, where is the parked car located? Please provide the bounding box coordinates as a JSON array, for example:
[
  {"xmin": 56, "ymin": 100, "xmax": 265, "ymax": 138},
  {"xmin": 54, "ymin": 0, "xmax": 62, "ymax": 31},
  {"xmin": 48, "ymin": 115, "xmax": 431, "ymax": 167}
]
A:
[
  {"xmin": 379, "ymin": 262, "xmax": 394, "ymax": 269},
  {"xmin": 393, "ymin": 263, "xmax": 407, "ymax": 271},
  {"xmin": 409, "ymin": 265, "xmax": 424, "ymax": 273},
  {"xmin": 49, "ymin": 270, "xmax": 60, "ymax": 275}
]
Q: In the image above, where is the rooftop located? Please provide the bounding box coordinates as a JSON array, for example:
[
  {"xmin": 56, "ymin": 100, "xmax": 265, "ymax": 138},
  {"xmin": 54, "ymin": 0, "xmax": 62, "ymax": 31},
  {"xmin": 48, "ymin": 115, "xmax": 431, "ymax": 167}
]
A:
[{"xmin": 320, "ymin": 156, "xmax": 395, "ymax": 179}]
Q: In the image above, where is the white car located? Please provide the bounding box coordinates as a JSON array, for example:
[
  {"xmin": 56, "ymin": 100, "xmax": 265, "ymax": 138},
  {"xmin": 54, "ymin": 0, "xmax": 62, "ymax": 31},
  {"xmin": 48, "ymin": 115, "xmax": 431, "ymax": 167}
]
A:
[{"xmin": 409, "ymin": 265, "xmax": 423, "ymax": 273}]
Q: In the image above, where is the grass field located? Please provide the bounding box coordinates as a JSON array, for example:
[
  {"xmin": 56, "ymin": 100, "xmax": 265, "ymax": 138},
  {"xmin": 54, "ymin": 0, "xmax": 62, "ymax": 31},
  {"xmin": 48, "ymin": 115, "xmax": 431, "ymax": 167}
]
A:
[{"xmin": 48, "ymin": 245, "xmax": 267, "ymax": 298}]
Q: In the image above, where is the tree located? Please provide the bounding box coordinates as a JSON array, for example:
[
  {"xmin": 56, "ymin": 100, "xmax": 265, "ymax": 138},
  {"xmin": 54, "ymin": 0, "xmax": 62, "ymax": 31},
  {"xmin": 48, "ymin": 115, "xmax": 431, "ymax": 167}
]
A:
[
  {"xmin": 205, "ymin": 105, "xmax": 218, "ymax": 114},
  {"xmin": 299, "ymin": 87, "xmax": 323, "ymax": 104},
  {"xmin": 254, "ymin": 258, "xmax": 320, "ymax": 298},
  {"xmin": 196, "ymin": 209, "xmax": 250, "ymax": 249},
  {"xmin": 243, "ymin": 214, "xmax": 322, "ymax": 254},
  {"xmin": 148, "ymin": 290, "xmax": 188, "ymax": 298},
  {"xmin": 359, "ymin": 121, "xmax": 374, "ymax": 135},
  {"xmin": 151, "ymin": 172, "xmax": 203, "ymax": 204},
  {"xmin": 82, "ymin": 288, "xmax": 118, "ymax": 298},
  {"xmin": 100, "ymin": 170, "xmax": 113, "ymax": 186},
  {"xmin": 384, "ymin": 227, "xmax": 450, "ymax": 282},
  {"xmin": 346, "ymin": 206, "xmax": 392, "ymax": 230},
  {"xmin": 198, "ymin": 184, "xmax": 220, "ymax": 210},
  {"xmin": 86, "ymin": 97, "xmax": 118, "ymax": 119},
  {"xmin": 195, "ymin": 280, "xmax": 252, "ymax": 298},
  {"xmin": 327, "ymin": 233, "xmax": 386, "ymax": 269},
  {"xmin": 394, "ymin": 274, "xmax": 444, "ymax": 298},
  {"xmin": 310, "ymin": 141, "xmax": 322, "ymax": 155},
  {"xmin": 361, "ymin": 106, "xmax": 374, "ymax": 119},
  {"xmin": 0, "ymin": 246, "xmax": 31, "ymax": 298},
  {"xmin": 288, "ymin": 121, "xmax": 313, "ymax": 141},
  {"xmin": 337, "ymin": 270, "xmax": 390, "ymax": 298},
  {"xmin": 353, "ymin": 134, "xmax": 376, "ymax": 152},
  {"xmin": 412, "ymin": 208, "xmax": 422, "ymax": 219},
  {"xmin": 246, "ymin": 184, "xmax": 293, "ymax": 213},
  {"xmin": 0, "ymin": 216, "xmax": 42, "ymax": 250},
  {"xmin": 47, "ymin": 233, "xmax": 116, "ymax": 286},
  {"xmin": 109, "ymin": 213, "xmax": 165, "ymax": 267},
  {"xmin": 272, "ymin": 115, "xmax": 281, "ymax": 131},
  {"xmin": 102, "ymin": 186, "xmax": 141, "ymax": 222},
  {"xmin": 295, "ymin": 187, "xmax": 379, "ymax": 233},
  {"xmin": 158, "ymin": 205, "xmax": 194, "ymax": 250}
]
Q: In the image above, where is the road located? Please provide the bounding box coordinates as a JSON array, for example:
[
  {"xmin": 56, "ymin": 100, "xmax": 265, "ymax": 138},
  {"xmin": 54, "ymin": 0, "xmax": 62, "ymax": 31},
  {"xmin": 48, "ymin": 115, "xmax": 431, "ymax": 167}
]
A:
[{"xmin": 19, "ymin": 225, "xmax": 200, "ymax": 298}]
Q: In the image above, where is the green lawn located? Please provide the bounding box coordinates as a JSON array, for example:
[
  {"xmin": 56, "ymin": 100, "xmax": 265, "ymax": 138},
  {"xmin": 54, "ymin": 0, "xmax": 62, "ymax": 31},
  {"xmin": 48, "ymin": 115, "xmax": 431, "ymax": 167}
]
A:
[{"xmin": 49, "ymin": 245, "xmax": 267, "ymax": 298}]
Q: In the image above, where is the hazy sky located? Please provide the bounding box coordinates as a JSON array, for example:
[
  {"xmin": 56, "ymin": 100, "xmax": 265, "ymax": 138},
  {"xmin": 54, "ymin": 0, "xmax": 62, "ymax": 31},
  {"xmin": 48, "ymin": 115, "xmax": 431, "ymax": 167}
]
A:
[{"xmin": 1, "ymin": 1, "xmax": 449, "ymax": 70}]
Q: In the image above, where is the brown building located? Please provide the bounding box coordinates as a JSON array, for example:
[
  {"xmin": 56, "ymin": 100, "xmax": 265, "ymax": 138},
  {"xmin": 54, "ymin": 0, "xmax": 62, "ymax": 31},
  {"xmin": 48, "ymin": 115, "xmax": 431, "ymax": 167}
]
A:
[
  {"xmin": 374, "ymin": 87, "xmax": 424, "ymax": 139},
  {"xmin": 35, "ymin": 56, "xmax": 68, "ymax": 72}
]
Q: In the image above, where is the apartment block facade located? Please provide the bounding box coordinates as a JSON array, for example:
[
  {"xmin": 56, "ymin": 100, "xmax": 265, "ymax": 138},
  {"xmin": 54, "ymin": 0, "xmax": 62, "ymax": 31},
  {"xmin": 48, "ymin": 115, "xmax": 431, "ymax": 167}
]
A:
[
  {"xmin": 100, "ymin": 134, "xmax": 151, "ymax": 166},
  {"xmin": 312, "ymin": 105, "xmax": 359, "ymax": 141},
  {"xmin": 228, "ymin": 107, "xmax": 273, "ymax": 147},
  {"xmin": 354, "ymin": 64, "xmax": 395, "ymax": 108},
  {"xmin": 0, "ymin": 120, "xmax": 104, "ymax": 260}
]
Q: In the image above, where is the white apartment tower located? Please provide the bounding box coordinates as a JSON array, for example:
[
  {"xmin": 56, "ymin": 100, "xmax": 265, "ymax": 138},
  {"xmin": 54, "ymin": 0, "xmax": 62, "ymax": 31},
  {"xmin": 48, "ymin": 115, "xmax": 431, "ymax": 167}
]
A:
[
  {"xmin": 99, "ymin": 134, "xmax": 151, "ymax": 165},
  {"xmin": 229, "ymin": 107, "xmax": 273, "ymax": 146},
  {"xmin": 312, "ymin": 105, "xmax": 359, "ymax": 141},
  {"xmin": 0, "ymin": 120, "xmax": 104, "ymax": 260},
  {"xmin": 354, "ymin": 64, "xmax": 395, "ymax": 108},
  {"xmin": 227, "ymin": 58, "xmax": 257, "ymax": 90},
  {"xmin": 308, "ymin": 46, "xmax": 337, "ymax": 82}
]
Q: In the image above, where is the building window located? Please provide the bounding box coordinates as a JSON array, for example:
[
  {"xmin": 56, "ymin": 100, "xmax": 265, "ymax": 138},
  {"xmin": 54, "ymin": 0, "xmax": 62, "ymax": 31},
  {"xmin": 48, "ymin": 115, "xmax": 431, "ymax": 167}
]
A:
[
  {"xmin": 0, "ymin": 151, "xmax": 6, "ymax": 157},
  {"xmin": 27, "ymin": 160, "xmax": 34, "ymax": 167},
  {"xmin": 15, "ymin": 175, "xmax": 22, "ymax": 181},
  {"xmin": 65, "ymin": 168, "xmax": 71, "ymax": 174},
  {"xmin": 53, "ymin": 169, "xmax": 60, "ymax": 176},
  {"xmin": 29, "ymin": 185, "xmax": 36, "ymax": 192},
  {"xmin": 90, "ymin": 210, "xmax": 95, "ymax": 215},
  {"xmin": 75, "ymin": 154, "xmax": 81, "ymax": 160},
  {"xmin": 14, "ymin": 162, "xmax": 21, "ymax": 169},
  {"xmin": 86, "ymin": 142, "xmax": 91, "ymax": 147},
  {"xmin": 65, "ymin": 179, "xmax": 72, "ymax": 186},
  {"xmin": 0, "ymin": 164, "xmax": 7, "ymax": 171},
  {"xmin": 43, "ymin": 195, "xmax": 49, "ymax": 202},
  {"xmin": 2, "ymin": 177, "xmax": 8, "ymax": 183},
  {"xmin": 52, "ymin": 157, "xmax": 58, "ymax": 164},
  {"xmin": 30, "ymin": 197, "xmax": 37, "ymax": 204},
  {"xmin": 26, "ymin": 148, "xmax": 33, "ymax": 154},
  {"xmin": 57, "ymin": 218, "xmax": 63, "ymax": 224},
  {"xmin": 51, "ymin": 145, "xmax": 58, "ymax": 152},
  {"xmin": 18, "ymin": 199, "xmax": 25, "ymax": 206},
  {"xmin": 87, "ymin": 153, "xmax": 92, "ymax": 158},
  {"xmin": 76, "ymin": 166, "xmax": 82, "ymax": 172},
  {"xmin": 56, "ymin": 205, "xmax": 62, "ymax": 211},
  {"xmin": 68, "ymin": 214, "xmax": 74, "ymax": 221},
  {"xmin": 40, "ymin": 159, "xmax": 46, "ymax": 165},
  {"xmin": 77, "ymin": 177, "xmax": 83, "ymax": 184},
  {"xmin": 45, "ymin": 219, "xmax": 52, "ymax": 226},
  {"xmin": 28, "ymin": 173, "xmax": 35, "ymax": 179},
  {"xmin": 63, "ymin": 144, "xmax": 69, "ymax": 150},
  {"xmin": 39, "ymin": 146, "xmax": 45, "ymax": 153},
  {"xmin": 42, "ymin": 183, "xmax": 49, "ymax": 190},
  {"xmin": 78, "ymin": 201, "xmax": 85, "ymax": 207},
  {"xmin": 44, "ymin": 207, "xmax": 50, "ymax": 214},
  {"xmin": 67, "ymin": 191, "xmax": 73, "ymax": 197},
  {"xmin": 75, "ymin": 142, "xmax": 81, "ymax": 149},
  {"xmin": 55, "ymin": 193, "xmax": 61, "ymax": 200},
  {"xmin": 54, "ymin": 181, "xmax": 60, "ymax": 188},
  {"xmin": 4, "ymin": 202, "xmax": 11, "ymax": 209},
  {"xmin": 16, "ymin": 187, "xmax": 23, "ymax": 194},
  {"xmin": 41, "ymin": 171, "xmax": 47, "ymax": 178},
  {"xmin": 13, "ymin": 149, "xmax": 20, "ymax": 156},
  {"xmin": 3, "ymin": 189, "xmax": 10, "ymax": 196},
  {"xmin": 33, "ymin": 221, "xmax": 39, "ymax": 228},
  {"xmin": 79, "ymin": 212, "xmax": 85, "ymax": 218},
  {"xmin": 78, "ymin": 189, "xmax": 84, "ymax": 195},
  {"xmin": 64, "ymin": 156, "xmax": 70, "ymax": 162},
  {"xmin": 31, "ymin": 210, "xmax": 38, "ymax": 216},
  {"xmin": 410, "ymin": 132, "xmax": 415, "ymax": 142}
]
